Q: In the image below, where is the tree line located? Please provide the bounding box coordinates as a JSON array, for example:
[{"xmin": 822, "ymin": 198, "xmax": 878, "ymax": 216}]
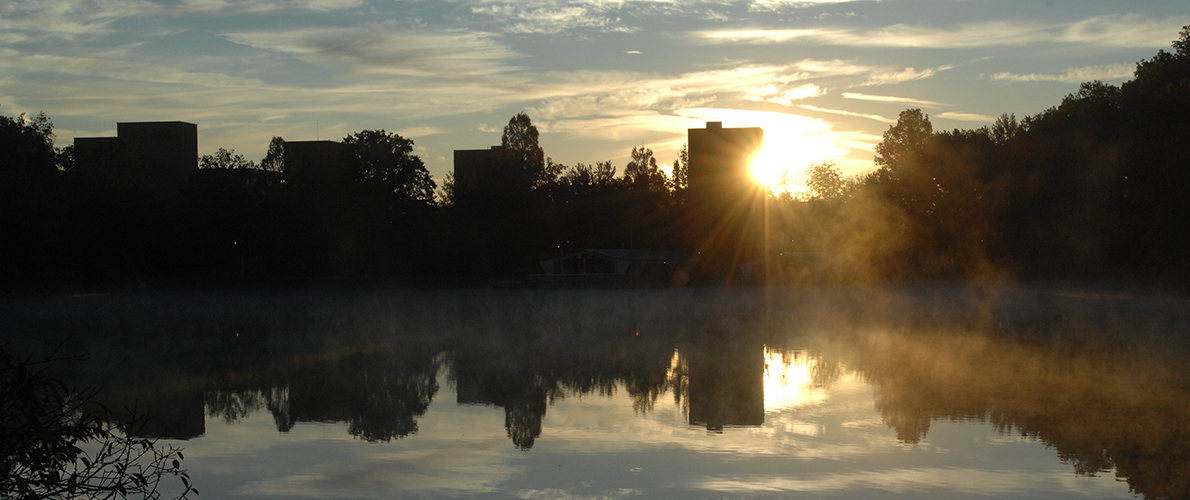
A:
[
  {"xmin": 773, "ymin": 24, "xmax": 1190, "ymax": 284},
  {"xmin": 2, "ymin": 24, "xmax": 1189, "ymax": 290}
]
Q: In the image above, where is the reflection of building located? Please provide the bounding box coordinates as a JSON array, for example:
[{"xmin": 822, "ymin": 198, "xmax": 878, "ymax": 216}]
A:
[
  {"xmin": 686, "ymin": 122, "xmax": 765, "ymax": 282},
  {"xmin": 686, "ymin": 343, "xmax": 765, "ymax": 431},
  {"xmin": 452, "ymin": 145, "xmax": 504, "ymax": 197},
  {"xmin": 534, "ymin": 249, "xmax": 687, "ymax": 284},
  {"xmin": 108, "ymin": 389, "xmax": 206, "ymax": 440},
  {"xmin": 74, "ymin": 121, "xmax": 198, "ymax": 197}
]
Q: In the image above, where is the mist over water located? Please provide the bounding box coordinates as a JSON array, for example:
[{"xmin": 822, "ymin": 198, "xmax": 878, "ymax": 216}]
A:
[{"xmin": 3, "ymin": 285, "xmax": 1188, "ymax": 498}]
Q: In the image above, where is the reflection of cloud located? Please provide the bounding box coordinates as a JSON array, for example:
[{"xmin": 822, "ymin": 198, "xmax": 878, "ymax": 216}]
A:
[
  {"xmin": 235, "ymin": 448, "xmax": 519, "ymax": 497},
  {"xmin": 989, "ymin": 64, "xmax": 1134, "ymax": 83},
  {"xmin": 696, "ymin": 467, "xmax": 1074, "ymax": 494},
  {"xmin": 797, "ymin": 105, "xmax": 895, "ymax": 123},
  {"xmin": 842, "ymin": 93, "xmax": 947, "ymax": 108},
  {"xmin": 694, "ymin": 15, "xmax": 1183, "ymax": 48},
  {"xmin": 936, "ymin": 112, "xmax": 994, "ymax": 122}
]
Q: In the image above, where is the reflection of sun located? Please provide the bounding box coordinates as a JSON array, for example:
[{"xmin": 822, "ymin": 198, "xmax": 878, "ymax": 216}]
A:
[{"xmin": 763, "ymin": 347, "xmax": 823, "ymax": 411}]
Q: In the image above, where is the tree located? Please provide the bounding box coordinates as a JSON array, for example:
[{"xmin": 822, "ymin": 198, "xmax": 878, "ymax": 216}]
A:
[
  {"xmin": 624, "ymin": 146, "xmax": 665, "ymax": 192},
  {"xmin": 990, "ymin": 113, "xmax": 1022, "ymax": 146},
  {"xmin": 806, "ymin": 162, "xmax": 844, "ymax": 201},
  {"xmin": 198, "ymin": 148, "xmax": 255, "ymax": 170},
  {"xmin": 259, "ymin": 137, "xmax": 284, "ymax": 173},
  {"xmin": 500, "ymin": 113, "xmax": 547, "ymax": 187},
  {"xmin": 668, "ymin": 143, "xmax": 689, "ymax": 204},
  {"xmin": 1, "ymin": 347, "xmax": 196, "ymax": 500},
  {"xmin": 341, "ymin": 130, "xmax": 436, "ymax": 203},
  {"xmin": 874, "ymin": 109, "xmax": 933, "ymax": 175}
]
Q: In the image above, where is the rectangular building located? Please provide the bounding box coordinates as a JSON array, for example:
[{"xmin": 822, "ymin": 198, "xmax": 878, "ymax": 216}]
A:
[{"xmin": 685, "ymin": 122, "xmax": 765, "ymax": 282}]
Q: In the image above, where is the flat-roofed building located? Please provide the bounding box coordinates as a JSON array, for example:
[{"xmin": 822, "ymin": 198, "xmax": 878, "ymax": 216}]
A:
[
  {"xmin": 686, "ymin": 121, "xmax": 765, "ymax": 282},
  {"xmin": 452, "ymin": 145, "xmax": 504, "ymax": 198},
  {"xmin": 282, "ymin": 140, "xmax": 348, "ymax": 192},
  {"xmin": 73, "ymin": 121, "xmax": 198, "ymax": 198}
]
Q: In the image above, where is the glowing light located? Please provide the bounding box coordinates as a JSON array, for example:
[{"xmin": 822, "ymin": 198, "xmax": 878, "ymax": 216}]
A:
[
  {"xmin": 675, "ymin": 108, "xmax": 845, "ymax": 195},
  {"xmin": 763, "ymin": 347, "xmax": 826, "ymax": 411}
]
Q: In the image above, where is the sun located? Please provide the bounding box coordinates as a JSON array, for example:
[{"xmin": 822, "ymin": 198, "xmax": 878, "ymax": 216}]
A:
[
  {"xmin": 748, "ymin": 117, "xmax": 839, "ymax": 194},
  {"xmin": 676, "ymin": 108, "xmax": 847, "ymax": 195}
]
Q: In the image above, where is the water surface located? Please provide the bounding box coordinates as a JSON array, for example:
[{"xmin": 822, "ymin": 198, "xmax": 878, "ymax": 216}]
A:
[{"xmin": 4, "ymin": 286, "xmax": 1188, "ymax": 498}]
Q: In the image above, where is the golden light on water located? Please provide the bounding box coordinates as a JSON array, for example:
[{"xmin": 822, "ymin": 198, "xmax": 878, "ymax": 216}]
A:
[{"xmin": 763, "ymin": 347, "xmax": 826, "ymax": 411}]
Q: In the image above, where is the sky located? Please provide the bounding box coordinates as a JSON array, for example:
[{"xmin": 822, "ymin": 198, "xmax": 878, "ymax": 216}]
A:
[{"xmin": 2, "ymin": 0, "xmax": 1188, "ymax": 186}]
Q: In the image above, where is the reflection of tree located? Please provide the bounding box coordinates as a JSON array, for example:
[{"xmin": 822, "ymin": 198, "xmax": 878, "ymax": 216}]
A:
[
  {"xmin": 201, "ymin": 347, "xmax": 440, "ymax": 443},
  {"xmin": 1, "ymin": 348, "xmax": 196, "ymax": 499},
  {"xmin": 841, "ymin": 329, "xmax": 1190, "ymax": 499}
]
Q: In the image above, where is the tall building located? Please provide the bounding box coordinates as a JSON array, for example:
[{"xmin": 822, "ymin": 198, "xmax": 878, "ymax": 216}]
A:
[
  {"xmin": 686, "ymin": 121, "xmax": 765, "ymax": 282},
  {"xmin": 282, "ymin": 140, "xmax": 348, "ymax": 192},
  {"xmin": 74, "ymin": 121, "xmax": 198, "ymax": 198},
  {"xmin": 452, "ymin": 145, "xmax": 504, "ymax": 198}
]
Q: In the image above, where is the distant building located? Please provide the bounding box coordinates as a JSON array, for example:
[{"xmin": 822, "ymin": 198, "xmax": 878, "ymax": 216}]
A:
[
  {"xmin": 282, "ymin": 140, "xmax": 348, "ymax": 192},
  {"xmin": 74, "ymin": 121, "xmax": 198, "ymax": 198},
  {"xmin": 685, "ymin": 121, "xmax": 765, "ymax": 282},
  {"xmin": 452, "ymin": 145, "xmax": 504, "ymax": 198}
]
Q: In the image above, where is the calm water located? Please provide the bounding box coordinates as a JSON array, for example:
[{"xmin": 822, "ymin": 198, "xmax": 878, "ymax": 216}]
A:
[{"xmin": 4, "ymin": 286, "xmax": 1189, "ymax": 499}]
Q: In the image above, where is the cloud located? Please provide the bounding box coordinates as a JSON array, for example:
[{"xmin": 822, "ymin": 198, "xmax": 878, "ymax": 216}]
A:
[
  {"xmin": 988, "ymin": 64, "xmax": 1134, "ymax": 83},
  {"xmin": 469, "ymin": 4, "xmax": 634, "ymax": 35},
  {"xmin": 860, "ymin": 66, "xmax": 952, "ymax": 86},
  {"xmin": 936, "ymin": 112, "xmax": 994, "ymax": 122},
  {"xmin": 841, "ymin": 93, "xmax": 947, "ymax": 108},
  {"xmin": 748, "ymin": 0, "xmax": 877, "ymax": 14},
  {"xmin": 0, "ymin": 0, "xmax": 364, "ymax": 40},
  {"xmin": 745, "ymin": 83, "xmax": 825, "ymax": 106},
  {"xmin": 693, "ymin": 15, "xmax": 1184, "ymax": 49},
  {"xmin": 797, "ymin": 105, "xmax": 895, "ymax": 123},
  {"xmin": 221, "ymin": 27, "xmax": 521, "ymax": 78}
]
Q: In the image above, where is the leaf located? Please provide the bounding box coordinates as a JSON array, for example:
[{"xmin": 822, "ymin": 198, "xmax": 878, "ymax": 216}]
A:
[{"xmin": 173, "ymin": 459, "xmax": 181, "ymax": 469}]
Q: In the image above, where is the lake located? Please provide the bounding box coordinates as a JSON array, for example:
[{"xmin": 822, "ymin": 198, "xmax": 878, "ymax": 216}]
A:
[{"xmin": 3, "ymin": 285, "xmax": 1189, "ymax": 499}]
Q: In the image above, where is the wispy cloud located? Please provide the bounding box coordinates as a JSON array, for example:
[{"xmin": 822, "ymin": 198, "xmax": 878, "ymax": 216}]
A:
[
  {"xmin": 221, "ymin": 27, "xmax": 521, "ymax": 78},
  {"xmin": 469, "ymin": 4, "xmax": 634, "ymax": 35},
  {"xmin": 0, "ymin": 0, "xmax": 364, "ymax": 40},
  {"xmin": 744, "ymin": 83, "xmax": 824, "ymax": 106},
  {"xmin": 860, "ymin": 66, "xmax": 952, "ymax": 86},
  {"xmin": 841, "ymin": 93, "xmax": 947, "ymax": 108},
  {"xmin": 694, "ymin": 15, "xmax": 1184, "ymax": 48},
  {"xmin": 988, "ymin": 64, "xmax": 1135, "ymax": 83},
  {"xmin": 936, "ymin": 112, "xmax": 994, "ymax": 122},
  {"xmin": 797, "ymin": 104, "xmax": 894, "ymax": 123}
]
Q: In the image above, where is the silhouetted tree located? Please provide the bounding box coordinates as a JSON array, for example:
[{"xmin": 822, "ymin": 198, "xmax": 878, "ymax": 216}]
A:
[
  {"xmin": 624, "ymin": 146, "xmax": 665, "ymax": 192},
  {"xmin": 341, "ymin": 130, "xmax": 435, "ymax": 203},
  {"xmin": 259, "ymin": 136, "xmax": 284, "ymax": 172},
  {"xmin": 1, "ymin": 348, "xmax": 196, "ymax": 499},
  {"xmin": 806, "ymin": 162, "xmax": 844, "ymax": 200},
  {"xmin": 199, "ymin": 147, "xmax": 256, "ymax": 170},
  {"xmin": 668, "ymin": 143, "xmax": 689, "ymax": 206},
  {"xmin": 501, "ymin": 112, "xmax": 549, "ymax": 188}
]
